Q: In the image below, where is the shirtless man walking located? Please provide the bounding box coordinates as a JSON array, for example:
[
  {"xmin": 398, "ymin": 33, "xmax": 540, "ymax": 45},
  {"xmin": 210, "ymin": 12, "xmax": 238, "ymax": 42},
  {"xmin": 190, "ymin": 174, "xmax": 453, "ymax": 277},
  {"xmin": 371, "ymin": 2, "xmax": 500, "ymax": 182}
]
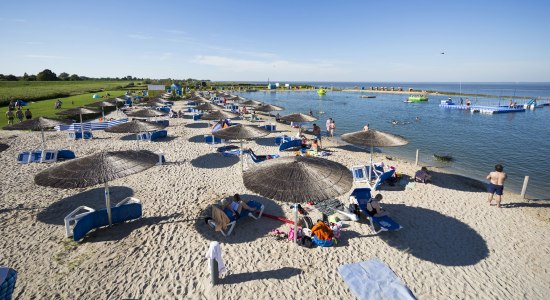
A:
[{"xmin": 486, "ymin": 164, "xmax": 507, "ymax": 208}]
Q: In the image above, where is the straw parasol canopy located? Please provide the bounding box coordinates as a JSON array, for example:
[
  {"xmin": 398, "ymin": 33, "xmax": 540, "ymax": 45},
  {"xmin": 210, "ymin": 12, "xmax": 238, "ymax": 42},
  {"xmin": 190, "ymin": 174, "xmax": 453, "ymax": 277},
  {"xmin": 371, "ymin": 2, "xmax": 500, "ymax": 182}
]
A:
[
  {"xmin": 34, "ymin": 150, "xmax": 159, "ymax": 225},
  {"xmin": 0, "ymin": 143, "xmax": 9, "ymax": 152},
  {"xmin": 243, "ymin": 155, "xmax": 353, "ymax": 243},
  {"xmin": 212, "ymin": 124, "xmax": 270, "ymax": 141},
  {"xmin": 104, "ymin": 120, "xmax": 166, "ymax": 133},
  {"xmin": 341, "ymin": 129, "xmax": 408, "ymax": 181},
  {"xmin": 241, "ymin": 99, "xmax": 264, "ymax": 107},
  {"xmin": 56, "ymin": 107, "xmax": 99, "ymax": 117},
  {"xmin": 86, "ymin": 101, "xmax": 116, "ymax": 119},
  {"xmin": 201, "ymin": 110, "xmax": 240, "ymax": 120},
  {"xmin": 2, "ymin": 117, "xmax": 70, "ymax": 131},
  {"xmin": 279, "ymin": 113, "xmax": 317, "ymax": 123},
  {"xmin": 195, "ymin": 102, "xmax": 224, "ymax": 111},
  {"xmin": 125, "ymin": 108, "xmax": 167, "ymax": 118},
  {"xmin": 137, "ymin": 100, "xmax": 166, "ymax": 107},
  {"xmin": 243, "ymin": 156, "xmax": 353, "ymax": 203},
  {"xmin": 255, "ymin": 104, "xmax": 284, "ymax": 113},
  {"xmin": 340, "ymin": 130, "xmax": 408, "ymax": 147}
]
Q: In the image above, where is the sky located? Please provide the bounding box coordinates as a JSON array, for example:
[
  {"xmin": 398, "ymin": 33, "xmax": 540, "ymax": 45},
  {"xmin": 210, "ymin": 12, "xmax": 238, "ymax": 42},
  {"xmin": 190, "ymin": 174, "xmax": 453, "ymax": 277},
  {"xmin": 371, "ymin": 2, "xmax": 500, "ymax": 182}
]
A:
[{"xmin": 1, "ymin": 0, "xmax": 549, "ymax": 82}]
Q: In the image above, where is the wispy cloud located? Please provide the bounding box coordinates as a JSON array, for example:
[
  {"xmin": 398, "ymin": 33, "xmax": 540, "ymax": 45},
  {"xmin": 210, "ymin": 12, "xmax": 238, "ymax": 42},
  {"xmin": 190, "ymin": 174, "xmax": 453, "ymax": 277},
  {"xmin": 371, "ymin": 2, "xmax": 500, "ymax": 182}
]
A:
[
  {"xmin": 0, "ymin": 17, "xmax": 26, "ymax": 23},
  {"xmin": 193, "ymin": 55, "xmax": 342, "ymax": 75},
  {"xmin": 24, "ymin": 54, "xmax": 67, "ymax": 59},
  {"xmin": 166, "ymin": 29, "xmax": 185, "ymax": 35},
  {"xmin": 128, "ymin": 34, "xmax": 152, "ymax": 40}
]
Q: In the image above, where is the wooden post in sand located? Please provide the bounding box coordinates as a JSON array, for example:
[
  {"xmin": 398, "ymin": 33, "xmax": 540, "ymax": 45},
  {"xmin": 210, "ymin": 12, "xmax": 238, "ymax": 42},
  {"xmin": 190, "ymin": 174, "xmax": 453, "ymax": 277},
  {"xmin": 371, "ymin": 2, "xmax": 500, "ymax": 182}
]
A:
[
  {"xmin": 520, "ymin": 176, "xmax": 529, "ymax": 199},
  {"xmin": 415, "ymin": 149, "xmax": 419, "ymax": 166}
]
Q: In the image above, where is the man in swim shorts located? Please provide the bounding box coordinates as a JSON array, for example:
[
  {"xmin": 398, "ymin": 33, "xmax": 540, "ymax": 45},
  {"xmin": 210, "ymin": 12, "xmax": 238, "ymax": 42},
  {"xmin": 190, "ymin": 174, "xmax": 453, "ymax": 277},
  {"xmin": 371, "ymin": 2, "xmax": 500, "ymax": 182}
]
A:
[{"xmin": 486, "ymin": 164, "xmax": 507, "ymax": 208}]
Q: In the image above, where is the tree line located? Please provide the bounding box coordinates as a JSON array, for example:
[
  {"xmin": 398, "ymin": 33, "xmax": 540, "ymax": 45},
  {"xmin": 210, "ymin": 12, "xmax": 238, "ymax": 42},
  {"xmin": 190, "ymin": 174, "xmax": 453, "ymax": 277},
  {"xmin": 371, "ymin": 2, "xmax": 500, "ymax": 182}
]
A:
[{"xmin": 0, "ymin": 69, "xmax": 145, "ymax": 82}]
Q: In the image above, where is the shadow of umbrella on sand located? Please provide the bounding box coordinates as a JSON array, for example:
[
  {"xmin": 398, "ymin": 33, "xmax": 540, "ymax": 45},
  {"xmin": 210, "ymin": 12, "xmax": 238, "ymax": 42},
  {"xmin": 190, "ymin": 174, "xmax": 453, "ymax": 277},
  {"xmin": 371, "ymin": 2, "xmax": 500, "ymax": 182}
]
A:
[
  {"xmin": 0, "ymin": 143, "xmax": 9, "ymax": 152},
  {"xmin": 2, "ymin": 117, "xmax": 71, "ymax": 149},
  {"xmin": 34, "ymin": 150, "xmax": 159, "ymax": 226},
  {"xmin": 243, "ymin": 156, "xmax": 353, "ymax": 243},
  {"xmin": 341, "ymin": 129, "xmax": 408, "ymax": 181}
]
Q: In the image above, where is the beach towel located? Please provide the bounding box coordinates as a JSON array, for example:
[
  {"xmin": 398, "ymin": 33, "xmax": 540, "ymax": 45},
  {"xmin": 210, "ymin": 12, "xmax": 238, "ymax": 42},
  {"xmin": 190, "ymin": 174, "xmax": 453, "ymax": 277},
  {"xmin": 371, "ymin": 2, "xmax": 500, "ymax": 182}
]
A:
[
  {"xmin": 338, "ymin": 259, "xmax": 416, "ymax": 300},
  {"xmin": 211, "ymin": 206, "xmax": 230, "ymax": 232},
  {"xmin": 206, "ymin": 241, "xmax": 226, "ymax": 274}
]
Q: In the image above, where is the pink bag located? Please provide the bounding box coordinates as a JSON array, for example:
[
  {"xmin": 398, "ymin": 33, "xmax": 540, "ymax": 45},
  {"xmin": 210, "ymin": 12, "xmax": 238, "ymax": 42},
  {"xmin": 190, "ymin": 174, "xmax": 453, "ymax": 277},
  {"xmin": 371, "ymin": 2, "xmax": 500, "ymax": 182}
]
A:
[{"xmin": 288, "ymin": 226, "xmax": 303, "ymax": 241}]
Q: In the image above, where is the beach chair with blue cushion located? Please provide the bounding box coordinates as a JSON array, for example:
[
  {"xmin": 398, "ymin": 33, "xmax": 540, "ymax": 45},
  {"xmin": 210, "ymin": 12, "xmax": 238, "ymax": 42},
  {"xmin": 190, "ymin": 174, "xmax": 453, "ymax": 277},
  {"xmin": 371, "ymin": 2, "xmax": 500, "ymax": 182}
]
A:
[
  {"xmin": 208, "ymin": 200, "xmax": 265, "ymax": 237},
  {"xmin": 193, "ymin": 113, "xmax": 203, "ymax": 121},
  {"xmin": 279, "ymin": 139, "xmax": 303, "ymax": 152},
  {"xmin": 372, "ymin": 168, "xmax": 395, "ymax": 191},
  {"xmin": 68, "ymin": 131, "xmax": 93, "ymax": 140},
  {"xmin": 351, "ymin": 165, "xmax": 369, "ymax": 183},
  {"xmin": 136, "ymin": 132, "xmax": 151, "ymax": 141},
  {"xmin": 350, "ymin": 188, "xmax": 402, "ymax": 234},
  {"xmin": 57, "ymin": 149, "xmax": 76, "ymax": 161},
  {"xmin": 155, "ymin": 119, "xmax": 169, "ymax": 126},
  {"xmin": 275, "ymin": 135, "xmax": 295, "ymax": 145},
  {"xmin": 150, "ymin": 130, "xmax": 168, "ymax": 141},
  {"xmin": 64, "ymin": 197, "xmax": 142, "ymax": 241},
  {"xmin": 0, "ymin": 266, "xmax": 17, "ymax": 300},
  {"xmin": 204, "ymin": 134, "xmax": 223, "ymax": 145},
  {"xmin": 16, "ymin": 151, "xmax": 32, "ymax": 164},
  {"xmin": 261, "ymin": 124, "xmax": 276, "ymax": 132},
  {"xmin": 216, "ymin": 145, "xmax": 241, "ymax": 156}
]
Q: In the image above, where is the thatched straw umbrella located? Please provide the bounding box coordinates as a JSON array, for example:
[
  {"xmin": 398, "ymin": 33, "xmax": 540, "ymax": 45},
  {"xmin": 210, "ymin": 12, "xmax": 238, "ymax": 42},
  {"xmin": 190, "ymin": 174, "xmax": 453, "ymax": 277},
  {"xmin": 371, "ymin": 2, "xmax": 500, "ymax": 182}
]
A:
[
  {"xmin": 241, "ymin": 99, "xmax": 264, "ymax": 107},
  {"xmin": 2, "ymin": 117, "xmax": 71, "ymax": 149},
  {"xmin": 255, "ymin": 104, "xmax": 284, "ymax": 113},
  {"xmin": 34, "ymin": 150, "xmax": 158, "ymax": 225},
  {"xmin": 86, "ymin": 101, "xmax": 116, "ymax": 120},
  {"xmin": 125, "ymin": 108, "xmax": 167, "ymax": 118},
  {"xmin": 279, "ymin": 113, "xmax": 317, "ymax": 123},
  {"xmin": 56, "ymin": 107, "xmax": 99, "ymax": 140},
  {"xmin": 201, "ymin": 110, "xmax": 240, "ymax": 121},
  {"xmin": 212, "ymin": 124, "xmax": 270, "ymax": 171},
  {"xmin": 242, "ymin": 156, "xmax": 353, "ymax": 243},
  {"xmin": 341, "ymin": 129, "xmax": 408, "ymax": 181},
  {"xmin": 195, "ymin": 102, "xmax": 224, "ymax": 111}
]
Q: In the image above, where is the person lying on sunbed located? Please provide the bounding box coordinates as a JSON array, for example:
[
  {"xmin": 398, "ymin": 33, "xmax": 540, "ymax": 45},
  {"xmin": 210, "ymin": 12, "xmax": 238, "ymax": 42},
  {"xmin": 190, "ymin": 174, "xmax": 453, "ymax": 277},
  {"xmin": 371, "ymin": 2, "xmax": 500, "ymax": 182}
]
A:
[
  {"xmin": 414, "ymin": 166, "xmax": 432, "ymax": 183},
  {"xmin": 221, "ymin": 193, "xmax": 258, "ymax": 218},
  {"xmin": 364, "ymin": 194, "xmax": 388, "ymax": 217}
]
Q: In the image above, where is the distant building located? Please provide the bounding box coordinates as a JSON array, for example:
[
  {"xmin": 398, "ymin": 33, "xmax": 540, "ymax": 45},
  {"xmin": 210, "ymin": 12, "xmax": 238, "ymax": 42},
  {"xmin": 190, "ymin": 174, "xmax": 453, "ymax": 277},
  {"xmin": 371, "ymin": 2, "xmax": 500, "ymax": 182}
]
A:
[
  {"xmin": 284, "ymin": 83, "xmax": 291, "ymax": 89},
  {"xmin": 267, "ymin": 83, "xmax": 277, "ymax": 89},
  {"xmin": 148, "ymin": 84, "xmax": 166, "ymax": 97}
]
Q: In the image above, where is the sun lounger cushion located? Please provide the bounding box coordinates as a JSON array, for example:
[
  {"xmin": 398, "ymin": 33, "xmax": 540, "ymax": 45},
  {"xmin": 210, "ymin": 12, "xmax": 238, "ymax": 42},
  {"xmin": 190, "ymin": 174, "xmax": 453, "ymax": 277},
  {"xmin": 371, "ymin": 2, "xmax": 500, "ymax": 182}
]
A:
[
  {"xmin": 57, "ymin": 149, "xmax": 76, "ymax": 160},
  {"xmin": 279, "ymin": 139, "xmax": 303, "ymax": 151},
  {"xmin": 155, "ymin": 119, "xmax": 169, "ymax": 126},
  {"xmin": 68, "ymin": 131, "xmax": 93, "ymax": 140},
  {"xmin": 373, "ymin": 169, "xmax": 395, "ymax": 191},
  {"xmin": 150, "ymin": 130, "xmax": 168, "ymax": 141},
  {"xmin": 338, "ymin": 259, "xmax": 416, "ymax": 300},
  {"xmin": 0, "ymin": 267, "xmax": 17, "ymax": 300},
  {"xmin": 204, "ymin": 135, "xmax": 223, "ymax": 144},
  {"xmin": 193, "ymin": 114, "xmax": 203, "ymax": 120},
  {"xmin": 223, "ymin": 200, "xmax": 263, "ymax": 222},
  {"xmin": 16, "ymin": 151, "xmax": 31, "ymax": 164},
  {"xmin": 261, "ymin": 124, "xmax": 276, "ymax": 131}
]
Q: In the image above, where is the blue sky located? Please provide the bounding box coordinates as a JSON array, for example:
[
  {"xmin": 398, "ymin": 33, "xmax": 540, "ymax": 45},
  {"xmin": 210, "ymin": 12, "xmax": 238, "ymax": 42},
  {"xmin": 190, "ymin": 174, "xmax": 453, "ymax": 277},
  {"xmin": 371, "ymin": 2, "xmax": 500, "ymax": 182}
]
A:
[{"xmin": 1, "ymin": 0, "xmax": 549, "ymax": 82}]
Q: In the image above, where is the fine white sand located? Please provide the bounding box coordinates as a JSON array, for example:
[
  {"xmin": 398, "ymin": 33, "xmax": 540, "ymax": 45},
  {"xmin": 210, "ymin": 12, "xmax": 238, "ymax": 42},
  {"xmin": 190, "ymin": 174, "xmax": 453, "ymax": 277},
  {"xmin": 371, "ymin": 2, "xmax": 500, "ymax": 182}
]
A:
[{"xmin": 0, "ymin": 102, "xmax": 549, "ymax": 299}]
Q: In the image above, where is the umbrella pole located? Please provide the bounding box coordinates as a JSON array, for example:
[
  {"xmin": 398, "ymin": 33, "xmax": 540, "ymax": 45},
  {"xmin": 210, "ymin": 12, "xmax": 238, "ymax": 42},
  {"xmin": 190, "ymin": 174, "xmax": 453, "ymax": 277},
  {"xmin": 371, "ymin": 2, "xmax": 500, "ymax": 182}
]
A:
[
  {"xmin": 240, "ymin": 140, "xmax": 244, "ymax": 172},
  {"xmin": 41, "ymin": 128, "xmax": 46, "ymax": 149},
  {"xmin": 369, "ymin": 145, "xmax": 374, "ymax": 182},
  {"xmin": 294, "ymin": 203, "xmax": 298, "ymax": 244},
  {"xmin": 102, "ymin": 107, "xmax": 105, "ymax": 121},
  {"xmin": 105, "ymin": 182, "xmax": 112, "ymax": 226},
  {"xmin": 80, "ymin": 113, "xmax": 84, "ymax": 140}
]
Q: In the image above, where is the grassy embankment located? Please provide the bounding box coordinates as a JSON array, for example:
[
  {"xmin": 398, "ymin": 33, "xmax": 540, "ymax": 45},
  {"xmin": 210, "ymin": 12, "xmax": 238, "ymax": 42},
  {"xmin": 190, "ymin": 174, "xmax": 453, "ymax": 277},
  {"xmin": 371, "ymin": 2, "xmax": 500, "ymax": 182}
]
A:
[{"xmin": 0, "ymin": 81, "xmax": 145, "ymax": 127}]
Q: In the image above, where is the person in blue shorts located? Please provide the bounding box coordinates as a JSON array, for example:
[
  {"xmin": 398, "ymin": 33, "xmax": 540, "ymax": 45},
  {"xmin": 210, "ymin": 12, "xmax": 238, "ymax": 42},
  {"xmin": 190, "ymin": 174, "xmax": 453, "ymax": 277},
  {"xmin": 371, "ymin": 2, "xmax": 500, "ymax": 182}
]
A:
[{"xmin": 487, "ymin": 164, "xmax": 507, "ymax": 208}]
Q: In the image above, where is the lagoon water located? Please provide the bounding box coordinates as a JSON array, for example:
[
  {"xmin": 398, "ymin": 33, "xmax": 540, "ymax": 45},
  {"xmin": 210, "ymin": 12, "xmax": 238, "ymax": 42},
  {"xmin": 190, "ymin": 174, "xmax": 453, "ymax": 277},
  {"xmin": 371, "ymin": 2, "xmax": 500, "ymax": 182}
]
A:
[{"xmin": 238, "ymin": 82, "xmax": 550, "ymax": 200}]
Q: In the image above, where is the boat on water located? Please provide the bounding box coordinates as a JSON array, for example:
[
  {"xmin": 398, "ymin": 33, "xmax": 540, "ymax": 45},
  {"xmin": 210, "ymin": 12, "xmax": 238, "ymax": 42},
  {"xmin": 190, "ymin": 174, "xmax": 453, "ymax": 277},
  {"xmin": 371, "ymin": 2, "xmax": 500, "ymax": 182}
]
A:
[
  {"xmin": 361, "ymin": 95, "xmax": 376, "ymax": 98},
  {"xmin": 317, "ymin": 88, "xmax": 326, "ymax": 96},
  {"xmin": 406, "ymin": 95, "xmax": 429, "ymax": 102}
]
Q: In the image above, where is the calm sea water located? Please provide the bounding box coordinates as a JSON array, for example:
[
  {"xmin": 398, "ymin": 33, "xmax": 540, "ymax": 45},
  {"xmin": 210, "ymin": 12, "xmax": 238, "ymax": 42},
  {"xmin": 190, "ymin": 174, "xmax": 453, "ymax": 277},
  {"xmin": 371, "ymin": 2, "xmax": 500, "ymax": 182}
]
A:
[{"xmin": 237, "ymin": 82, "xmax": 550, "ymax": 200}]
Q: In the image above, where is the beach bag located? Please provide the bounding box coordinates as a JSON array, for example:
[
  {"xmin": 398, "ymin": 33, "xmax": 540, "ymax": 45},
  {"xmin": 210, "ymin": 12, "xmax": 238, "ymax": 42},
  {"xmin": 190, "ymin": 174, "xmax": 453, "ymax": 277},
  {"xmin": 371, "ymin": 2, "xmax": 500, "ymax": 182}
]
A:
[
  {"xmin": 300, "ymin": 236, "xmax": 313, "ymax": 248},
  {"xmin": 288, "ymin": 226, "xmax": 304, "ymax": 241},
  {"xmin": 330, "ymin": 223, "xmax": 342, "ymax": 239}
]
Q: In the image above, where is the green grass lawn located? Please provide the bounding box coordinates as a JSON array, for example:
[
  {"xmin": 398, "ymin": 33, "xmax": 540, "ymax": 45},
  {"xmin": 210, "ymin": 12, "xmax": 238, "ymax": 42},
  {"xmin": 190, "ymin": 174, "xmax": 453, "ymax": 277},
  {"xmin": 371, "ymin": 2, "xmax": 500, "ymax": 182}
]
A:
[
  {"xmin": 0, "ymin": 81, "xmax": 141, "ymax": 105},
  {"xmin": 1, "ymin": 90, "xmax": 127, "ymax": 127}
]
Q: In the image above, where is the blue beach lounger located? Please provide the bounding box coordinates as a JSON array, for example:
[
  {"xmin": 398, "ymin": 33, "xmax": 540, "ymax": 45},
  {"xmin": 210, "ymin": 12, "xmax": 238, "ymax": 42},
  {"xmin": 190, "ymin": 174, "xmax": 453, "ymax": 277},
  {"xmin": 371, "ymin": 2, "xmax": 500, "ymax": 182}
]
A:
[
  {"xmin": 16, "ymin": 151, "xmax": 32, "ymax": 164},
  {"xmin": 350, "ymin": 188, "xmax": 402, "ymax": 234},
  {"xmin": 338, "ymin": 259, "xmax": 416, "ymax": 300},
  {"xmin": 64, "ymin": 197, "xmax": 142, "ymax": 241},
  {"xmin": 0, "ymin": 267, "xmax": 17, "ymax": 300},
  {"xmin": 279, "ymin": 139, "xmax": 303, "ymax": 152},
  {"xmin": 208, "ymin": 200, "xmax": 265, "ymax": 237},
  {"xmin": 150, "ymin": 130, "xmax": 168, "ymax": 141},
  {"xmin": 204, "ymin": 134, "xmax": 223, "ymax": 144}
]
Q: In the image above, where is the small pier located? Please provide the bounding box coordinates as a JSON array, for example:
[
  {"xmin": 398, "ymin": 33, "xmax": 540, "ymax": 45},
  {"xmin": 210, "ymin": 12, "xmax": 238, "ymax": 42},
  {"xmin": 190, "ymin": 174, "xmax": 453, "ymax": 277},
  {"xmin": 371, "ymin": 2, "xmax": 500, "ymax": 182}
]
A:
[{"xmin": 439, "ymin": 104, "xmax": 526, "ymax": 114}]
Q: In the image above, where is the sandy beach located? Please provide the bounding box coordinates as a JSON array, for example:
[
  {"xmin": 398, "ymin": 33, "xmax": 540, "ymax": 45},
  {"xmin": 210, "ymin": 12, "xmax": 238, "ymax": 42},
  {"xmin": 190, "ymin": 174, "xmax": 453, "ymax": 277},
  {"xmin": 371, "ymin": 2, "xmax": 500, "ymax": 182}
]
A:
[{"xmin": 1, "ymin": 101, "xmax": 549, "ymax": 299}]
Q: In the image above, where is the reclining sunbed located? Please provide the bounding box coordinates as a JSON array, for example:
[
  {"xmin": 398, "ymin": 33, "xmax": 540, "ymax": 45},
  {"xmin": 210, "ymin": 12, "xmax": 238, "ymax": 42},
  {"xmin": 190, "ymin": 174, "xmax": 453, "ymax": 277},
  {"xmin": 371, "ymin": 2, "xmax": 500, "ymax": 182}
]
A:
[
  {"xmin": 349, "ymin": 188, "xmax": 402, "ymax": 234},
  {"xmin": 208, "ymin": 200, "xmax": 264, "ymax": 237}
]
